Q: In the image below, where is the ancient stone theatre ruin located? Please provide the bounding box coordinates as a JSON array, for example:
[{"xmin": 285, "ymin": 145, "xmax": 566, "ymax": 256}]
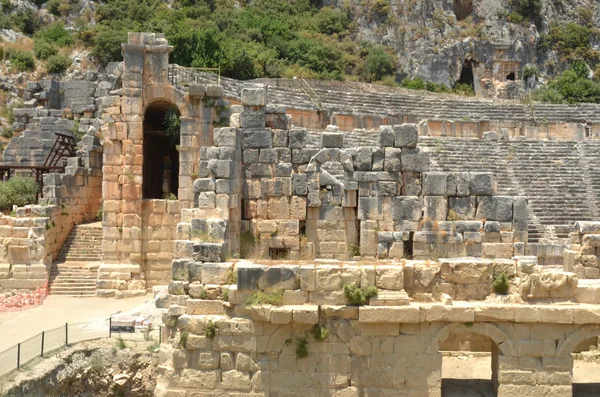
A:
[{"xmin": 2, "ymin": 32, "xmax": 600, "ymax": 396}]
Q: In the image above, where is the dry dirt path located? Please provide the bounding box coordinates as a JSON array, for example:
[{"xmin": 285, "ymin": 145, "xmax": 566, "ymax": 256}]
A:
[{"xmin": 0, "ymin": 295, "xmax": 149, "ymax": 352}]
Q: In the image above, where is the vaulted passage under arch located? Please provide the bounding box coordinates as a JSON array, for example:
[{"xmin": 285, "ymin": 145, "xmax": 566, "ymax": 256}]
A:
[
  {"xmin": 143, "ymin": 101, "xmax": 180, "ymax": 199},
  {"xmin": 454, "ymin": 0, "xmax": 473, "ymax": 20}
]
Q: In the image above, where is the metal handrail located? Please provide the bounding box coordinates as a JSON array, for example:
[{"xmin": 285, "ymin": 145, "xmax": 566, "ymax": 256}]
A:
[{"xmin": 168, "ymin": 64, "xmax": 221, "ymax": 86}]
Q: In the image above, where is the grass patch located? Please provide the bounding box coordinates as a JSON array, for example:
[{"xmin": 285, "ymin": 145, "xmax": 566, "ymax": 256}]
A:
[
  {"xmin": 205, "ymin": 320, "xmax": 218, "ymax": 340},
  {"xmin": 246, "ymin": 290, "xmax": 284, "ymax": 306},
  {"xmin": 295, "ymin": 337, "xmax": 308, "ymax": 358}
]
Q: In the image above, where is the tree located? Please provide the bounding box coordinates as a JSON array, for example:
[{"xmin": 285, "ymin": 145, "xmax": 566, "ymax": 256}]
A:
[{"xmin": 362, "ymin": 46, "xmax": 395, "ymax": 82}]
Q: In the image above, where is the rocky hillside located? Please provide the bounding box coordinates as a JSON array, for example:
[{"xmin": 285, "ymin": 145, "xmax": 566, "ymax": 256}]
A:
[{"xmin": 0, "ymin": 0, "xmax": 599, "ymax": 148}]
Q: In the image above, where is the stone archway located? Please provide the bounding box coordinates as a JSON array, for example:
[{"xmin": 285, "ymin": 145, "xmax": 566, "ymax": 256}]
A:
[{"xmin": 558, "ymin": 325, "xmax": 600, "ymax": 358}]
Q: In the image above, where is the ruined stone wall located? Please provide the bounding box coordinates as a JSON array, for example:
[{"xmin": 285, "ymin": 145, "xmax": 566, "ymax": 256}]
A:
[
  {"xmin": 97, "ymin": 33, "xmax": 229, "ymax": 295},
  {"xmin": 154, "ymin": 258, "xmax": 600, "ymax": 397},
  {"xmin": 0, "ymin": 129, "xmax": 102, "ymax": 291},
  {"xmin": 566, "ymin": 222, "xmax": 600, "ymax": 280},
  {"xmin": 193, "ymin": 87, "xmax": 527, "ymax": 262}
]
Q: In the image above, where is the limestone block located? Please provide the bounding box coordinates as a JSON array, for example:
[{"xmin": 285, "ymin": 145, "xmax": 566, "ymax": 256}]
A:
[
  {"xmin": 213, "ymin": 127, "xmax": 239, "ymax": 148},
  {"xmin": 236, "ymin": 264, "xmax": 265, "ymax": 290},
  {"xmin": 289, "ymin": 129, "xmax": 307, "ymax": 148},
  {"xmin": 376, "ymin": 265, "xmax": 404, "ymax": 290},
  {"xmin": 476, "ymin": 196, "xmax": 513, "ymax": 222},
  {"xmin": 469, "ymin": 172, "xmax": 496, "ymax": 196},
  {"xmin": 482, "ymin": 243, "xmax": 514, "ymax": 258},
  {"xmin": 192, "ymin": 242, "xmax": 224, "ymax": 262},
  {"xmin": 423, "ymin": 172, "xmax": 447, "ymax": 196},
  {"xmin": 378, "ymin": 126, "xmax": 394, "ymax": 147},
  {"xmin": 221, "ymin": 370, "xmax": 251, "ymax": 391},
  {"xmin": 447, "ymin": 172, "xmax": 470, "ymax": 196},
  {"xmin": 308, "ymin": 290, "xmax": 346, "ymax": 305},
  {"xmin": 257, "ymin": 265, "xmax": 299, "ymax": 290},
  {"xmin": 241, "ymin": 88, "xmax": 266, "ymax": 106},
  {"xmin": 242, "ymin": 128, "xmax": 272, "ymax": 149},
  {"xmin": 321, "ymin": 132, "xmax": 343, "ymax": 148},
  {"xmin": 401, "ymin": 148, "xmax": 429, "ymax": 172},
  {"xmin": 384, "ymin": 147, "xmax": 402, "ymax": 172},
  {"xmin": 270, "ymin": 307, "xmax": 293, "ymax": 324},
  {"xmin": 392, "ymin": 196, "xmax": 422, "ymax": 220},
  {"xmin": 393, "ymin": 124, "xmax": 418, "ymax": 148},
  {"xmin": 292, "ymin": 305, "xmax": 319, "ymax": 324},
  {"xmin": 423, "ymin": 196, "xmax": 447, "ymax": 221},
  {"xmin": 440, "ymin": 258, "xmax": 493, "ymax": 284},
  {"xmin": 354, "ymin": 147, "xmax": 373, "ymax": 171},
  {"xmin": 315, "ymin": 266, "xmax": 342, "ymax": 291},
  {"xmin": 185, "ymin": 300, "xmax": 224, "ymax": 316},
  {"xmin": 201, "ymin": 262, "xmax": 233, "ymax": 284},
  {"xmin": 449, "ymin": 197, "xmax": 477, "ymax": 219},
  {"xmin": 283, "ymin": 290, "xmax": 307, "ymax": 305},
  {"xmin": 300, "ymin": 265, "xmax": 315, "ymax": 291},
  {"xmin": 358, "ymin": 306, "xmax": 420, "ymax": 323},
  {"xmin": 358, "ymin": 197, "xmax": 382, "ymax": 220}
]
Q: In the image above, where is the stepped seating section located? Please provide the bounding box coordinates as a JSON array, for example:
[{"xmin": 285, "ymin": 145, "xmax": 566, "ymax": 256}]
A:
[
  {"xmin": 186, "ymin": 73, "xmax": 600, "ymax": 123},
  {"xmin": 57, "ymin": 223, "xmax": 102, "ymax": 262},
  {"xmin": 419, "ymin": 138, "xmax": 600, "ymax": 243}
]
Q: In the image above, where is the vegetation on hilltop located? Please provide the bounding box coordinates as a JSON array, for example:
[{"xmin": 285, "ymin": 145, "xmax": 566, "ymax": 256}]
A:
[{"xmin": 0, "ymin": 0, "xmax": 599, "ymax": 104}]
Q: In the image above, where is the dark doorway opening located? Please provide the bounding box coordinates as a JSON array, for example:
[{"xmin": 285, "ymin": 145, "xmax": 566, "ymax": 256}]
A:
[
  {"xmin": 453, "ymin": 0, "xmax": 473, "ymax": 21},
  {"xmin": 458, "ymin": 59, "xmax": 474, "ymax": 87},
  {"xmin": 506, "ymin": 72, "xmax": 515, "ymax": 81},
  {"xmin": 143, "ymin": 101, "xmax": 180, "ymax": 199}
]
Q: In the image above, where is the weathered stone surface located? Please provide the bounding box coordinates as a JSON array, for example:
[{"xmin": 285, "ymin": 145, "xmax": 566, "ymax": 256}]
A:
[
  {"xmin": 393, "ymin": 124, "xmax": 418, "ymax": 148},
  {"xmin": 469, "ymin": 172, "xmax": 496, "ymax": 196}
]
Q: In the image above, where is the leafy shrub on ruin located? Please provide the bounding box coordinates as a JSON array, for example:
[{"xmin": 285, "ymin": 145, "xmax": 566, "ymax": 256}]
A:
[
  {"xmin": 46, "ymin": 54, "xmax": 71, "ymax": 74},
  {"xmin": 362, "ymin": 46, "xmax": 395, "ymax": 83},
  {"xmin": 295, "ymin": 337, "xmax": 309, "ymax": 358},
  {"xmin": 0, "ymin": 176, "xmax": 39, "ymax": 211},
  {"xmin": 34, "ymin": 40, "xmax": 58, "ymax": 60},
  {"xmin": 7, "ymin": 49, "xmax": 35, "ymax": 72},
  {"xmin": 311, "ymin": 324, "xmax": 330, "ymax": 342},
  {"xmin": 343, "ymin": 283, "xmax": 378, "ymax": 306},
  {"xmin": 205, "ymin": 320, "xmax": 218, "ymax": 340},
  {"xmin": 34, "ymin": 23, "xmax": 74, "ymax": 47},
  {"xmin": 492, "ymin": 272, "xmax": 510, "ymax": 295}
]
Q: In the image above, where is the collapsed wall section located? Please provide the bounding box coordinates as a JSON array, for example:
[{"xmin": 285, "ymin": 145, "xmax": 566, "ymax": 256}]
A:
[{"xmin": 193, "ymin": 87, "xmax": 527, "ymax": 262}]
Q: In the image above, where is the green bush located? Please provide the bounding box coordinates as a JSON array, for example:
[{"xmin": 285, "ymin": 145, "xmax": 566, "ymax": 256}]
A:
[
  {"xmin": 453, "ymin": 82, "xmax": 475, "ymax": 96},
  {"xmin": 536, "ymin": 60, "xmax": 600, "ymax": 104},
  {"xmin": 46, "ymin": 0, "xmax": 62, "ymax": 16},
  {"xmin": 295, "ymin": 337, "xmax": 308, "ymax": 358},
  {"xmin": 46, "ymin": 54, "xmax": 71, "ymax": 74},
  {"xmin": 343, "ymin": 283, "xmax": 378, "ymax": 306},
  {"xmin": 492, "ymin": 272, "xmax": 510, "ymax": 295},
  {"xmin": 246, "ymin": 290, "xmax": 284, "ymax": 306},
  {"xmin": 401, "ymin": 77, "xmax": 426, "ymax": 90},
  {"xmin": 362, "ymin": 46, "xmax": 395, "ymax": 83},
  {"xmin": 0, "ymin": 176, "xmax": 39, "ymax": 211},
  {"xmin": 91, "ymin": 28, "xmax": 128, "ymax": 66},
  {"xmin": 311, "ymin": 324, "xmax": 330, "ymax": 342},
  {"xmin": 12, "ymin": 9, "xmax": 40, "ymax": 35},
  {"xmin": 1, "ymin": 127, "xmax": 12, "ymax": 138},
  {"xmin": 509, "ymin": 0, "xmax": 543, "ymax": 26},
  {"xmin": 34, "ymin": 40, "xmax": 58, "ymax": 60},
  {"xmin": 426, "ymin": 81, "xmax": 451, "ymax": 93},
  {"xmin": 523, "ymin": 64, "xmax": 538, "ymax": 80},
  {"xmin": 34, "ymin": 23, "xmax": 74, "ymax": 47},
  {"xmin": 7, "ymin": 49, "xmax": 35, "ymax": 71}
]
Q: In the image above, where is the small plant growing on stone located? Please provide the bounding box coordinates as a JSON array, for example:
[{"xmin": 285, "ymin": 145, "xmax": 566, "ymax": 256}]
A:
[
  {"xmin": 96, "ymin": 207, "xmax": 103, "ymax": 221},
  {"xmin": 447, "ymin": 210, "xmax": 462, "ymax": 221},
  {"xmin": 348, "ymin": 244, "xmax": 360, "ymax": 257},
  {"xmin": 116, "ymin": 337, "xmax": 127, "ymax": 350},
  {"xmin": 343, "ymin": 283, "xmax": 378, "ymax": 306},
  {"xmin": 284, "ymin": 337, "xmax": 293, "ymax": 346},
  {"xmin": 311, "ymin": 325, "xmax": 330, "ymax": 342},
  {"xmin": 222, "ymin": 288, "xmax": 229, "ymax": 302},
  {"xmin": 89, "ymin": 351, "xmax": 105, "ymax": 374},
  {"xmin": 296, "ymin": 337, "xmax": 308, "ymax": 358},
  {"xmin": 225, "ymin": 268, "xmax": 237, "ymax": 285},
  {"xmin": 198, "ymin": 288, "xmax": 208, "ymax": 300},
  {"xmin": 246, "ymin": 290, "xmax": 284, "ymax": 306},
  {"xmin": 205, "ymin": 321, "xmax": 218, "ymax": 340},
  {"xmin": 179, "ymin": 331, "xmax": 189, "ymax": 348},
  {"xmin": 492, "ymin": 272, "xmax": 510, "ymax": 295}
]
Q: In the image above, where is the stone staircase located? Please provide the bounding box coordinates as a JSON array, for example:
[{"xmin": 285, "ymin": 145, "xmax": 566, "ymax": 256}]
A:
[
  {"xmin": 48, "ymin": 262, "xmax": 98, "ymax": 296},
  {"xmin": 57, "ymin": 222, "xmax": 103, "ymax": 262}
]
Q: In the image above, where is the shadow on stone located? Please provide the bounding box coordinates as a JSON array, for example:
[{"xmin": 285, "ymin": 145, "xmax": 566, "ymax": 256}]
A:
[{"xmin": 442, "ymin": 378, "xmax": 494, "ymax": 397}]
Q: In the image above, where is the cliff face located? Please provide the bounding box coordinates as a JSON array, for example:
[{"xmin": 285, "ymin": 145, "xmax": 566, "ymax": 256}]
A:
[{"xmin": 323, "ymin": 0, "xmax": 596, "ymax": 94}]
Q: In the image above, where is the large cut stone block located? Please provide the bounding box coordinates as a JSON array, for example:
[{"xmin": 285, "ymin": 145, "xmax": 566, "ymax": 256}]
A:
[
  {"xmin": 241, "ymin": 88, "xmax": 267, "ymax": 106},
  {"xmin": 469, "ymin": 172, "xmax": 496, "ymax": 196},
  {"xmin": 242, "ymin": 128, "xmax": 272, "ymax": 149},
  {"xmin": 476, "ymin": 196, "xmax": 513, "ymax": 222},
  {"xmin": 423, "ymin": 172, "xmax": 447, "ymax": 196},
  {"xmin": 393, "ymin": 123, "xmax": 418, "ymax": 148},
  {"xmin": 321, "ymin": 132, "xmax": 343, "ymax": 148}
]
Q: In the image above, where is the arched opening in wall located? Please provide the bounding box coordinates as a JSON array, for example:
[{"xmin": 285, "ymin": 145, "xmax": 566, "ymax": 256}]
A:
[
  {"xmin": 572, "ymin": 336, "xmax": 600, "ymax": 396},
  {"xmin": 143, "ymin": 101, "xmax": 180, "ymax": 199},
  {"xmin": 456, "ymin": 59, "xmax": 475, "ymax": 91},
  {"xmin": 440, "ymin": 332, "xmax": 498, "ymax": 396},
  {"xmin": 506, "ymin": 72, "xmax": 515, "ymax": 81},
  {"xmin": 453, "ymin": 0, "xmax": 473, "ymax": 21}
]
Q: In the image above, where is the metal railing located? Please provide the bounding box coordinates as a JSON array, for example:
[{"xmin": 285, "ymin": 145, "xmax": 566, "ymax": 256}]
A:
[
  {"xmin": 0, "ymin": 319, "xmax": 163, "ymax": 378},
  {"xmin": 168, "ymin": 64, "xmax": 221, "ymax": 86}
]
